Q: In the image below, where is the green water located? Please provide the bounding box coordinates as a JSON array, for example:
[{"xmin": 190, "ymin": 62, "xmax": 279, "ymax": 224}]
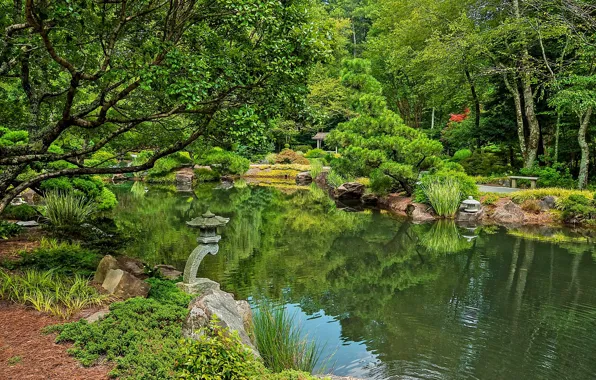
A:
[{"xmin": 111, "ymin": 181, "xmax": 596, "ymax": 380}]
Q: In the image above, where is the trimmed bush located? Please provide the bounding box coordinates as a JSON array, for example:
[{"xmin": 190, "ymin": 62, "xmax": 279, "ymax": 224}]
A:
[
  {"xmin": 452, "ymin": 149, "xmax": 472, "ymax": 162},
  {"xmin": 304, "ymin": 149, "xmax": 326, "ymax": 159},
  {"xmin": 194, "ymin": 168, "xmax": 220, "ymax": 182},
  {"xmin": 275, "ymin": 149, "xmax": 310, "ymax": 165},
  {"xmin": 1, "ymin": 204, "xmax": 39, "ymax": 221},
  {"xmin": 202, "ymin": 148, "xmax": 250, "ymax": 176},
  {"xmin": 293, "ymin": 145, "xmax": 312, "ymax": 153}
]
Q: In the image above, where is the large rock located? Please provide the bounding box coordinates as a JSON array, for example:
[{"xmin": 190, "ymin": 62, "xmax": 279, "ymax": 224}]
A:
[
  {"xmin": 94, "ymin": 255, "xmax": 147, "ymax": 285},
  {"xmin": 177, "ymin": 278, "xmax": 221, "ymax": 294},
  {"xmin": 406, "ymin": 203, "xmax": 436, "ymax": 222},
  {"xmin": 176, "ymin": 168, "xmax": 195, "ymax": 184},
  {"xmin": 456, "ymin": 209, "xmax": 485, "ymax": 223},
  {"xmin": 335, "ymin": 182, "xmax": 365, "ymax": 200},
  {"xmin": 93, "ymin": 255, "xmax": 120, "ymax": 284},
  {"xmin": 491, "ymin": 199, "xmax": 525, "ymax": 225},
  {"xmin": 539, "ymin": 196, "xmax": 557, "ymax": 211},
  {"xmin": 101, "ymin": 269, "xmax": 151, "ymax": 299},
  {"xmin": 183, "ymin": 288, "xmax": 259, "ymax": 357},
  {"xmin": 361, "ymin": 193, "xmax": 378, "ymax": 206},
  {"xmin": 295, "ymin": 171, "xmax": 313, "ymax": 186},
  {"xmin": 154, "ymin": 264, "xmax": 183, "ymax": 280}
]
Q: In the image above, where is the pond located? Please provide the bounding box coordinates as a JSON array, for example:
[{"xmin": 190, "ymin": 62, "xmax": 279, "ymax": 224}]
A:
[{"xmin": 111, "ymin": 181, "xmax": 596, "ymax": 380}]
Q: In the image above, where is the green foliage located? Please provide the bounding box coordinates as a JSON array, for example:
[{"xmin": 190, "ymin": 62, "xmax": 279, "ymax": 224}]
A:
[
  {"xmin": 96, "ymin": 187, "xmax": 118, "ymax": 211},
  {"xmin": 0, "ymin": 269, "xmax": 107, "ymax": 318},
  {"xmin": 293, "ymin": 145, "xmax": 313, "ymax": 153},
  {"xmin": 557, "ymin": 194, "xmax": 596, "ymax": 224},
  {"xmin": 194, "ymin": 168, "xmax": 221, "ymax": 182},
  {"xmin": 0, "ymin": 221, "xmax": 22, "ymax": 239},
  {"xmin": 419, "ymin": 177, "xmax": 462, "ymax": 218},
  {"xmin": 40, "ymin": 176, "xmax": 118, "ymax": 210},
  {"xmin": 1, "ymin": 204, "xmax": 39, "ymax": 221},
  {"xmin": 304, "ymin": 149, "xmax": 326, "ymax": 159},
  {"xmin": 148, "ymin": 152, "xmax": 193, "ymax": 178},
  {"xmin": 253, "ymin": 303, "xmax": 324, "ymax": 374},
  {"xmin": 326, "ymin": 170, "xmax": 347, "ymax": 189},
  {"xmin": 175, "ymin": 316, "xmax": 269, "ymax": 379},
  {"xmin": 44, "ymin": 191, "xmax": 96, "ymax": 227},
  {"xmin": 4, "ymin": 239, "xmax": 101, "ymax": 277},
  {"xmin": 275, "ymin": 149, "xmax": 310, "ymax": 165},
  {"xmin": 327, "ymin": 59, "xmax": 443, "ymax": 195},
  {"xmin": 459, "ymin": 149, "xmax": 510, "ymax": 177},
  {"xmin": 370, "ymin": 168, "xmax": 394, "ymax": 195},
  {"xmin": 309, "ymin": 160, "xmax": 323, "ymax": 180},
  {"xmin": 482, "ymin": 194, "xmax": 500, "ymax": 206},
  {"xmin": 51, "ymin": 281, "xmax": 191, "ymax": 379},
  {"xmin": 0, "ymin": 127, "xmax": 28, "ymax": 147},
  {"xmin": 202, "ymin": 148, "xmax": 250, "ymax": 176},
  {"xmin": 452, "ymin": 149, "xmax": 472, "ymax": 162},
  {"xmin": 519, "ymin": 164, "xmax": 576, "ymax": 189},
  {"xmin": 416, "ymin": 169, "xmax": 478, "ymax": 204}
]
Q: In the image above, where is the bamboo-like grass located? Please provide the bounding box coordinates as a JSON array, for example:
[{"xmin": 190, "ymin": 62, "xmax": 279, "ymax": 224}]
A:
[
  {"xmin": 0, "ymin": 269, "xmax": 108, "ymax": 318},
  {"xmin": 44, "ymin": 191, "xmax": 96, "ymax": 227},
  {"xmin": 420, "ymin": 177, "xmax": 463, "ymax": 218},
  {"xmin": 253, "ymin": 302, "xmax": 325, "ymax": 374}
]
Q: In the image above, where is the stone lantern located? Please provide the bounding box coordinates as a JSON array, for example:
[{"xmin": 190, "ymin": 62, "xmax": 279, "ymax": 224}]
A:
[
  {"xmin": 178, "ymin": 210, "xmax": 229, "ymax": 293},
  {"xmin": 461, "ymin": 196, "xmax": 482, "ymax": 213}
]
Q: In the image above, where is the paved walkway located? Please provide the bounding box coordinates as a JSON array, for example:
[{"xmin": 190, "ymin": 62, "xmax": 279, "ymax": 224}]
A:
[{"xmin": 478, "ymin": 185, "xmax": 518, "ymax": 194}]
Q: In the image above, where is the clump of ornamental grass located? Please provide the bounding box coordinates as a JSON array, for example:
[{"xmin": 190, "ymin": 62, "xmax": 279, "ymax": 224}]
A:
[
  {"xmin": 0, "ymin": 269, "xmax": 108, "ymax": 318},
  {"xmin": 420, "ymin": 177, "xmax": 463, "ymax": 218},
  {"xmin": 309, "ymin": 159, "xmax": 323, "ymax": 180},
  {"xmin": 44, "ymin": 191, "xmax": 96, "ymax": 227},
  {"xmin": 325, "ymin": 170, "xmax": 347, "ymax": 189},
  {"xmin": 253, "ymin": 302, "xmax": 325, "ymax": 374}
]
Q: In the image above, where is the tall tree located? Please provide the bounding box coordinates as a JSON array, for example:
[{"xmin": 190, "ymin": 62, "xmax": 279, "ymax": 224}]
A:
[{"xmin": 0, "ymin": 0, "xmax": 330, "ymax": 211}]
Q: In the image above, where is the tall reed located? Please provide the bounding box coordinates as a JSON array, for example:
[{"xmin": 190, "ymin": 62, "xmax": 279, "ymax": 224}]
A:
[
  {"xmin": 253, "ymin": 302, "xmax": 324, "ymax": 374},
  {"xmin": 420, "ymin": 177, "xmax": 462, "ymax": 218},
  {"xmin": 326, "ymin": 170, "xmax": 346, "ymax": 189},
  {"xmin": 0, "ymin": 269, "xmax": 108, "ymax": 318},
  {"xmin": 44, "ymin": 191, "xmax": 96, "ymax": 227},
  {"xmin": 309, "ymin": 159, "xmax": 324, "ymax": 180}
]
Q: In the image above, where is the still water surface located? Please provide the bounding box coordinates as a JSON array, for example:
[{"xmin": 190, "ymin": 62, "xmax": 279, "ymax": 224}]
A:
[{"xmin": 112, "ymin": 181, "xmax": 596, "ymax": 380}]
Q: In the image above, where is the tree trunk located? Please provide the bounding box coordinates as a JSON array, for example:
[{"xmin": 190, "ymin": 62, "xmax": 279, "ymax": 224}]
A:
[
  {"xmin": 503, "ymin": 74, "xmax": 527, "ymax": 162},
  {"xmin": 577, "ymin": 107, "xmax": 592, "ymax": 189},
  {"xmin": 521, "ymin": 72, "xmax": 540, "ymax": 168},
  {"xmin": 465, "ymin": 69, "xmax": 481, "ymax": 148}
]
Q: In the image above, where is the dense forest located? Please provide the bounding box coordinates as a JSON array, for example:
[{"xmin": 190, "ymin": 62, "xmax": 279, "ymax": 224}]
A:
[{"xmin": 1, "ymin": 0, "xmax": 595, "ymax": 211}]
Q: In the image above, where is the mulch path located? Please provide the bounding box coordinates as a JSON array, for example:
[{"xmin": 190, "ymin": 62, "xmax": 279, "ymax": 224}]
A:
[
  {"xmin": 0, "ymin": 228, "xmax": 43, "ymax": 261},
  {"xmin": 0, "ymin": 303, "xmax": 111, "ymax": 380}
]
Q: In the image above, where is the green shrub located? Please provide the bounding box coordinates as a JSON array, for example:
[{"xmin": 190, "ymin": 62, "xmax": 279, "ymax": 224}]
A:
[
  {"xmin": 50, "ymin": 280, "xmax": 192, "ymax": 378},
  {"xmin": 96, "ymin": 187, "xmax": 118, "ymax": 210},
  {"xmin": 175, "ymin": 316, "xmax": 269, "ymax": 379},
  {"xmin": 202, "ymin": 148, "xmax": 250, "ymax": 176},
  {"xmin": 0, "ymin": 269, "xmax": 108, "ymax": 318},
  {"xmin": 40, "ymin": 176, "xmax": 118, "ymax": 210},
  {"xmin": 370, "ymin": 168, "xmax": 393, "ymax": 195},
  {"xmin": 557, "ymin": 194, "xmax": 596, "ymax": 224},
  {"xmin": 519, "ymin": 164, "xmax": 575, "ymax": 189},
  {"xmin": 304, "ymin": 149, "xmax": 325, "ymax": 159},
  {"xmin": 253, "ymin": 303, "xmax": 324, "ymax": 374},
  {"xmin": 275, "ymin": 149, "xmax": 310, "ymax": 165},
  {"xmin": 194, "ymin": 168, "xmax": 220, "ymax": 182},
  {"xmin": 460, "ymin": 149, "xmax": 509, "ymax": 176},
  {"xmin": 44, "ymin": 191, "xmax": 96, "ymax": 227},
  {"xmin": 419, "ymin": 176, "xmax": 462, "ymax": 218},
  {"xmin": 416, "ymin": 169, "xmax": 477, "ymax": 204},
  {"xmin": 452, "ymin": 149, "xmax": 472, "ymax": 162},
  {"xmin": 293, "ymin": 145, "xmax": 312, "ymax": 153},
  {"xmin": 5, "ymin": 239, "xmax": 101, "ymax": 277},
  {"xmin": 0, "ymin": 221, "xmax": 22, "ymax": 239},
  {"xmin": 481, "ymin": 194, "xmax": 500, "ymax": 206},
  {"xmin": 148, "ymin": 152, "xmax": 193, "ymax": 178},
  {"xmin": 1, "ymin": 204, "xmax": 39, "ymax": 220},
  {"xmin": 265, "ymin": 153, "xmax": 278, "ymax": 165}
]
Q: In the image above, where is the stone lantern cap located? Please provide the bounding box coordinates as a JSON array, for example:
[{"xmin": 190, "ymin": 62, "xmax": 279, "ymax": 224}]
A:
[
  {"xmin": 461, "ymin": 196, "xmax": 482, "ymax": 213},
  {"xmin": 186, "ymin": 210, "xmax": 230, "ymax": 229},
  {"xmin": 462, "ymin": 196, "xmax": 480, "ymax": 206}
]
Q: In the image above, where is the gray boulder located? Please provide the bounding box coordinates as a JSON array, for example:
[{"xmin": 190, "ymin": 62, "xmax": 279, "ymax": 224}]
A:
[
  {"xmin": 335, "ymin": 182, "xmax": 365, "ymax": 199},
  {"xmin": 101, "ymin": 269, "xmax": 151, "ymax": 299},
  {"xmin": 93, "ymin": 255, "xmax": 120, "ymax": 284},
  {"xmin": 406, "ymin": 203, "xmax": 436, "ymax": 223},
  {"xmin": 361, "ymin": 193, "xmax": 378, "ymax": 206},
  {"xmin": 183, "ymin": 288, "xmax": 259, "ymax": 358},
  {"xmin": 295, "ymin": 172, "xmax": 313, "ymax": 186},
  {"xmin": 177, "ymin": 278, "xmax": 221, "ymax": 294},
  {"xmin": 491, "ymin": 200, "xmax": 524, "ymax": 225},
  {"xmin": 539, "ymin": 196, "xmax": 557, "ymax": 211}
]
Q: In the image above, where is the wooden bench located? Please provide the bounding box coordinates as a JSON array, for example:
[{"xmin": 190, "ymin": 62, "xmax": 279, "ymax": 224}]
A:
[{"xmin": 508, "ymin": 176, "xmax": 539, "ymax": 189}]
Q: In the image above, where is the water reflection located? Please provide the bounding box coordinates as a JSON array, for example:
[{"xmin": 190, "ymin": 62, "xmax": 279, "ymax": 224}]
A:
[{"xmin": 110, "ymin": 182, "xmax": 596, "ymax": 380}]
